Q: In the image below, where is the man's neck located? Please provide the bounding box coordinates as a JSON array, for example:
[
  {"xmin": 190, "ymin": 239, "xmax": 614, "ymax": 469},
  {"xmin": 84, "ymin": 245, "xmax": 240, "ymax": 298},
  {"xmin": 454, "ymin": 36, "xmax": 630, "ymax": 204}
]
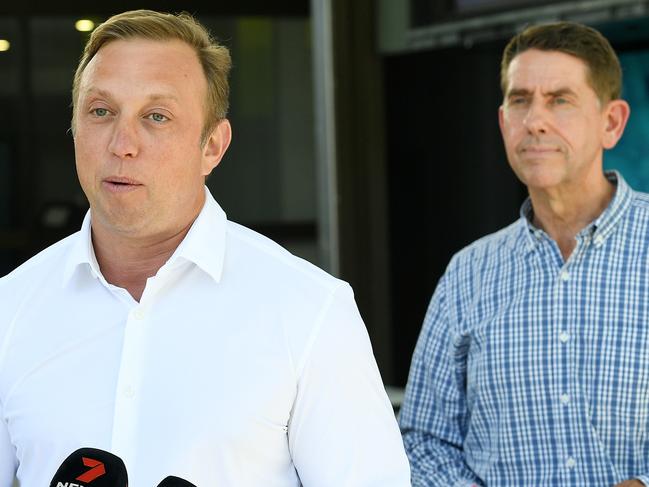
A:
[
  {"xmin": 91, "ymin": 221, "xmax": 194, "ymax": 302},
  {"xmin": 529, "ymin": 173, "xmax": 614, "ymax": 262}
]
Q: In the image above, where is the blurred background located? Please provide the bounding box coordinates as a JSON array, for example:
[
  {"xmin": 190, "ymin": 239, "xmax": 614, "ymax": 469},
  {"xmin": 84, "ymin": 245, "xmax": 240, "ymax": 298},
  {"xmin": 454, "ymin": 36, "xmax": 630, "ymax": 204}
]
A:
[{"xmin": 1, "ymin": 0, "xmax": 649, "ymax": 391}]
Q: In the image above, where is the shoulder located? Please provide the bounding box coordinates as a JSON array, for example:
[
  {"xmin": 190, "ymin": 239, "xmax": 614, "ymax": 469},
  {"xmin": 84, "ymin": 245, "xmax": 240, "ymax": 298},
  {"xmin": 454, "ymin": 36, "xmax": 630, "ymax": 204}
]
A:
[
  {"xmin": 222, "ymin": 222, "xmax": 360, "ymax": 373},
  {"xmin": 224, "ymin": 220, "xmax": 344, "ymax": 295},
  {"xmin": 629, "ymin": 189, "xmax": 649, "ymax": 211},
  {"xmin": 1, "ymin": 233, "xmax": 77, "ymax": 286},
  {"xmin": 446, "ymin": 219, "xmax": 525, "ymax": 276},
  {"xmin": 430, "ymin": 219, "xmax": 526, "ymax": 319},
  {"xmin": 615, "ymin": 188, "xmax": 649, "ymax": 233},
  {"xmin": 0, "ymin": 233, "xmax": 78, "ymax": 316},
  {"xmin": 0, "ymin": 233, "xmax": 79, "ymax": 366}
]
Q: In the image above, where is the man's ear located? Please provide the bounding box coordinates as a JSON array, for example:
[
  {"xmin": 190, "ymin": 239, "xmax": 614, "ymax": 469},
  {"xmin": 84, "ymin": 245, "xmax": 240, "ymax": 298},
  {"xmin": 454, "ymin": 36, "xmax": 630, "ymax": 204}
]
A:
[
  {"xmin": 202, "ymin": 119, "xmax": 232, "ymax": 176},
  {"xmin": 498, "ymin": 104, "xmax": 505, "ymax": 136},
  {"xmin": 602, "ymin": 99, "xmax": 630, "ymax": 150}
]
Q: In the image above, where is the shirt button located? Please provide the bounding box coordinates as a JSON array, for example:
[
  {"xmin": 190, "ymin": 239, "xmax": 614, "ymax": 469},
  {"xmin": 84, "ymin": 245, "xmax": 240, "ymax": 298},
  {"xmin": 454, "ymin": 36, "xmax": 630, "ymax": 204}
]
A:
[
  {"xmin": 594, "ymin": 235, "xmax": 604, "ymax": 246},
  {"xmin": 560, "ymin": 394, "xmax": 570, "ymax": 405},
  {"xmin": 559, "ymin": 331, "xmax": 570, "ymax": 343},
  {"xmin": 559, "ymin": 270, "xmax": 570, "ymax": 281},
  {"xmin": 123, "ymin": 385, "xmax": 135, "ymax": 398},
  {"xmin": 566, "ymin": 457, "xmax": 576, "ymax": 469},
  {"xmin": 133, "ymin": 308, "xmax": 145, "ymax": 320}
]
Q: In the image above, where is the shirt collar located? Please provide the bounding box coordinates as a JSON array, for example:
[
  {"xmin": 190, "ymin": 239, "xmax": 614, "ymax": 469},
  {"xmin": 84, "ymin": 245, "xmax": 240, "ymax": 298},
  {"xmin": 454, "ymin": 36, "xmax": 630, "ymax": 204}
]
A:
[
  {"xmin": 519, "ymin": 170, "xmax": 633, "ymax": 250},
  {"xmin": 164, "ymin": 187, "xmax": 227, "ymax": 284},
  {"xmin": 61, "ymin": 210, "xmax": 101, "ymax": 285},
  {"xmin": 589, "ymin": 171, "xmax": 633, "ymax": 243},
  {"xmin": 62, "ymin": 186, "xmax": 227, "ymax": 287}
]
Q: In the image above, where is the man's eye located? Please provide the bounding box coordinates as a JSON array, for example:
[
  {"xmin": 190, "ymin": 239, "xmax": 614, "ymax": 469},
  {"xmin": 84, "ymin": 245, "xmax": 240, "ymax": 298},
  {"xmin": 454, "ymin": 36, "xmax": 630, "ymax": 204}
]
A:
[
  {"xmin": 92, "ymin": 108, "xmax": 109, "ymax": 117},
  {"xmin": 553, "ymin": 97, "xmax": 568, "ymax": 105},
  {"xmin": 147, "ymin": 113, "xmax": 168, "ymax": 123},
  {"xmin": 509, "ymin": 97, "xmax": 527, "ymax": 106}
]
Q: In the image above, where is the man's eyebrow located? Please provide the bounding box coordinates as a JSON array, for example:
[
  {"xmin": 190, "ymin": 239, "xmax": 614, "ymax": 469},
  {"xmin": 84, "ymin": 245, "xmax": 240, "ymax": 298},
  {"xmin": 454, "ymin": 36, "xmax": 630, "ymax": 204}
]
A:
[
  {"xmin": 83, "ymin": 87, "xmax": 114, "ymax": 100},
  {"xmin": 544, "ymin": 87, "xmax": 577, "ymax": 97},
  {"xmin": 506, "ymin": 88, "xmax": 531, "ymax": 98},
  {"xmin": 82, "ymin": 87, "xmax": 179, "ymax": 103},
  {"xmin": 146, "ymin": 93, "xmax": 180, "ymax": 103},
  {"xmin": 506, "ymin": 87, "xmax": 577, "ymax": 98}
]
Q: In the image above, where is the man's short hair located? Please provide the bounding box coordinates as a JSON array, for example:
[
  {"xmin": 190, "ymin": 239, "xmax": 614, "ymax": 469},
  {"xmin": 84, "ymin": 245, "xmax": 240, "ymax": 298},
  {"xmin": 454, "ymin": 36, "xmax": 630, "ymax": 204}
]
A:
[
  {"xmin": 71, "ymin": 9, "xmax": 231, "ymax": 145},
  {"xmin": 500, "ymin": 21, "xmax": 622, "ymax": 104}
]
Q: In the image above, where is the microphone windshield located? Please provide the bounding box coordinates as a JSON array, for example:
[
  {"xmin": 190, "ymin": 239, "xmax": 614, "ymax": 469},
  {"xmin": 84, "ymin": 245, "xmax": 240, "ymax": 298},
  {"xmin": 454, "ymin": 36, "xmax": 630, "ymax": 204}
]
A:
[
  {"xmin": 156, "ymin": 476, "xmax": 197, "ymax": 487},
  {"xmin": 50, "ymin": 448, "xmax": 127, "ymax": 487}
]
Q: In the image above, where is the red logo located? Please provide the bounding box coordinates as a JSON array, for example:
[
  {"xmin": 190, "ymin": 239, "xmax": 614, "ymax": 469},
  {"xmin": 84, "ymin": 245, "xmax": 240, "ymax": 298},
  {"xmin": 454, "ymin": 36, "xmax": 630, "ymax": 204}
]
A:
[{"xmin": 76, "ymin": 457, "xmax": 106, "ymax": 483}]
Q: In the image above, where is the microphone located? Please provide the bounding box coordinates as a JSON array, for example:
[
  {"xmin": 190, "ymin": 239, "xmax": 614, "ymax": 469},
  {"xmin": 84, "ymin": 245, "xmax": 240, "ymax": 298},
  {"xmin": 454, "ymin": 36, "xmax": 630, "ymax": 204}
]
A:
[
  {"xmin": 50, "ymin": 447, "xmax": 128, "ymax": 487},
  {"xmin": 156, "ymin": 476, "xmax": 197, "ymax": 487}
]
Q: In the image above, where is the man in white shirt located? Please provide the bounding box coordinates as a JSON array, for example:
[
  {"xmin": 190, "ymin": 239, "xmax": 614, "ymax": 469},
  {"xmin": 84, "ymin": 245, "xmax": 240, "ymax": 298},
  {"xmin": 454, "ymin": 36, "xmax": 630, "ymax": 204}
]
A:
[{"xmin": 0, "ymin": 9, "xmax": 410, "ymax": 487}]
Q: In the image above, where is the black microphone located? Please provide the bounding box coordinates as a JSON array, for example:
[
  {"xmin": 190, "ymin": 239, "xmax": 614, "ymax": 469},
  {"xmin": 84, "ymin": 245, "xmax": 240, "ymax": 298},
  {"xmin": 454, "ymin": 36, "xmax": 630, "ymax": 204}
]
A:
[
  {"xmin": 156, "ymin": 476, "xmax": 197, "ymax": 487},
  {"xmin": 50, "ymin": 447, "xmax": 128, "ymax": 487}
]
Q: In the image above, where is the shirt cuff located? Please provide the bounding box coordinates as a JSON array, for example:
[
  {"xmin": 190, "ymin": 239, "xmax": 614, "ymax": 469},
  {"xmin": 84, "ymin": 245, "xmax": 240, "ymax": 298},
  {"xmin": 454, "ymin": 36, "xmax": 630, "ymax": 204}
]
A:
[{"xmin": 634, "ymin": 476, "xmax": 649, "ymax": 486}]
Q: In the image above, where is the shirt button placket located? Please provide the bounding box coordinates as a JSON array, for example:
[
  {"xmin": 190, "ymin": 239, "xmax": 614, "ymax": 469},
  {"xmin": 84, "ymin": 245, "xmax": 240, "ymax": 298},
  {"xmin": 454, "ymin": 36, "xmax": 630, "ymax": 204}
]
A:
[
  {"xmin": 111, "ymin": 306, "xmax": 147, "ymax": 460},
  {"xmin": 123, "ymin": 384, "xmax": 136, "ymax": 399},
  {"xmin": 556, "ymin": 265, "xmax": 575, "ymax": 477},
  {"xmin": 559, "ymin": 331, "xmax": 570, "ymax": 343}
]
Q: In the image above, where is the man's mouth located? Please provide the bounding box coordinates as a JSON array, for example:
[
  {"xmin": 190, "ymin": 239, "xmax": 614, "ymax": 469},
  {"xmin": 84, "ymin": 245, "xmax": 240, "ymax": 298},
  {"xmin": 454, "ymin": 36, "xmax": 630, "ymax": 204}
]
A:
[
  {"xmin": 102, "ymin": 177, "xmax": 144, "ymax": 193},
  {"xmin": 522, "ymin": 146, "xmax": 558, "ymax": 153}
]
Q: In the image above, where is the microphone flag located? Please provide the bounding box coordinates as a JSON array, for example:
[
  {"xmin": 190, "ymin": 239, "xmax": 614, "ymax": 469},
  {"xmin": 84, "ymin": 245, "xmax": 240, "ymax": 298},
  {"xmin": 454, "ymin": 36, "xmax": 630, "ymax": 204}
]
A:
[{"xmin": 49, "ymin": 447, "xmax": 128, "ymax": 487}]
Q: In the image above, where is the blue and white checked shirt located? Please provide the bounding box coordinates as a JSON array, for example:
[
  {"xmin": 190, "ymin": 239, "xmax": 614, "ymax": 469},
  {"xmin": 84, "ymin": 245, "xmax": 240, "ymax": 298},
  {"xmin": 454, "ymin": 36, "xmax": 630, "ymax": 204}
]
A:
[{"xmin": 400, "ymin": 172, "xmax": 649, "ymax": 486}]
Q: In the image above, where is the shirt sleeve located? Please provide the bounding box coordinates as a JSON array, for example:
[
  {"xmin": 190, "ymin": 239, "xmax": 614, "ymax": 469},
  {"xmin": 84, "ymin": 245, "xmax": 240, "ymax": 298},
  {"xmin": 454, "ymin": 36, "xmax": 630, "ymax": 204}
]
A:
[
  {"xmin": 288, "ymin": 283, "xmax": 411, "ymax": 487},
  {"xmin": 0, "ymin": 407, "xmax": 17, "ymax": 487},
  {"xmin": 398, "ymin": 273, "xmax": 483, "ymax": 487}
]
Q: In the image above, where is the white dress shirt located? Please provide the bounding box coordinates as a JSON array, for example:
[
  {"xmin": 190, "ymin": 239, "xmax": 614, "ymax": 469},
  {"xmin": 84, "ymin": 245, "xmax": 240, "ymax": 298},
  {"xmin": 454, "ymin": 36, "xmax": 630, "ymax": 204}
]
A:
[{"xmin": 0, "ymin": 188, "xmax": 410, "ymax": 487}]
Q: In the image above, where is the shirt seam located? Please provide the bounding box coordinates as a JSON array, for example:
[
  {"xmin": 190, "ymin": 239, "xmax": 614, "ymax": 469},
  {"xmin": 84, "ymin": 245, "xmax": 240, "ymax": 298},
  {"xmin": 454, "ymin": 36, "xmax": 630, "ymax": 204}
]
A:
[{"xmin": 293, "ymin": 282, "xmax": 346, "ymax": 379}]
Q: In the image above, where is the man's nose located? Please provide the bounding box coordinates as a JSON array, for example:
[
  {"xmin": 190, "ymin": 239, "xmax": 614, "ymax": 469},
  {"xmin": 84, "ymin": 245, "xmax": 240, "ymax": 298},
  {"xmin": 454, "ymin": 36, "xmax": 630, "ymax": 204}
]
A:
[
  {"xmin": 522, "ymin": 100, "xmax": 548, "ymax": 135},
  {"xmin": 108, "ymin": 117, "xmax": 140, "ymax": 159}
]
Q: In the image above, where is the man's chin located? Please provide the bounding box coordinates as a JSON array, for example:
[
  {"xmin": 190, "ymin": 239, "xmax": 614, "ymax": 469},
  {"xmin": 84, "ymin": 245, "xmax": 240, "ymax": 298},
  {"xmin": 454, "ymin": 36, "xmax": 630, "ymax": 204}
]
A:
[
  {"xmin": 91, "ymin": 207, "xmax": 151, "ymax": 237},
  {"xmin": 521, "ymin": 173, "xmax": 569, "ymax": 193},
  {"xmin": 511, "ymin": 158, "xmax": 566, "ymax": 187}
]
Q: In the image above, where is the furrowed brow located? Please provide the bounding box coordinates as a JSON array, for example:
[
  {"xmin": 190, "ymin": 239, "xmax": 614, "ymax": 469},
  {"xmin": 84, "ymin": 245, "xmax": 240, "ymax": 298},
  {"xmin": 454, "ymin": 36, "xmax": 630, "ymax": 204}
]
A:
[
  {"xmin": 544, "ymin": 87, "xmax": 577, "ymax": 98},
  {"xmin": 506, "ymin": 88, "xmax": 531, "ymax": 99}
]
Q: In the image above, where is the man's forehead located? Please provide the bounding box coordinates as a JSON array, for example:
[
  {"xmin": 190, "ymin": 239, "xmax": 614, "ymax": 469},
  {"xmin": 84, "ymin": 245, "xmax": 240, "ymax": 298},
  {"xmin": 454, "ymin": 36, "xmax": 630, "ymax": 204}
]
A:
[
  {"xmin": 78, "ymin": 38, "xmax": 205, "ymax": 99},
  {"xmin": 95, "ymin": 36, "xmax": 194, "ymax": 55},
  {"xmin": 506, "ymin": 49, "xmax": 590, "ymax": 91},
  {"xmin": 84, "ymin": 38, "xmax": 202, "ymax": 78}
]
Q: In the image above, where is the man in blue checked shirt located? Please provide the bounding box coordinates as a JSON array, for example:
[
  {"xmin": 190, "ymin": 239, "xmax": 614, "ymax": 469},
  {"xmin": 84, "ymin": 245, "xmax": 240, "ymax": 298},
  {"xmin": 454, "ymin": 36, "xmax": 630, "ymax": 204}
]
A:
[{"xmin": 399, "ymin": 22, "xmax": 649, "ymax": 487}]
